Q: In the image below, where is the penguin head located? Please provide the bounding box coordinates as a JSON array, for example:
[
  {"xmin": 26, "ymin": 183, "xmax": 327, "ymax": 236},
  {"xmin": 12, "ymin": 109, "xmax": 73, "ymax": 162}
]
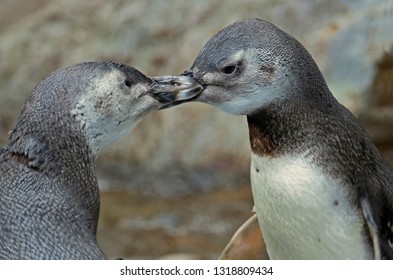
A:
[
  {"xmin": 67, "ymin": 62, "xmax": 202, "ymax": 153},
  {"xmin": 7, "ymin": 61, "xmax": 202, "ymax": 160},
  {"xmin": 185, "ymin": 18, "xmax": 326, "ymax": 115}
]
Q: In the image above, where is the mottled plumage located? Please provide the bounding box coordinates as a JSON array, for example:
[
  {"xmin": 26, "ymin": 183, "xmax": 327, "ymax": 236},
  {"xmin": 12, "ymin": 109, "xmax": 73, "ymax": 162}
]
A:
[{"xmin": 0, "ymin": 61, "xmax": 201, "ymax": 259}]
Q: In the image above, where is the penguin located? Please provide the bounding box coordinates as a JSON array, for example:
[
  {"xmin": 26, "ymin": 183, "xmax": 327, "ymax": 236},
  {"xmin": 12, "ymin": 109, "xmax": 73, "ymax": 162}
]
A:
[
  {"xmin": 181, "ymin": 18, "xmax": 393, "ymax": 259},
  {"xmin": 0, "ymin": 61, "xmax": 202, "ymax": 259}
]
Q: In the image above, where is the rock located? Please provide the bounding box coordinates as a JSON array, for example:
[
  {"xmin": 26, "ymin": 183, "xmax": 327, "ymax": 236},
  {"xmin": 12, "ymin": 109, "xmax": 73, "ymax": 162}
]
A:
[{"xmin": 159, "ymin": 253, "xmax": 201, "ymax": 260}]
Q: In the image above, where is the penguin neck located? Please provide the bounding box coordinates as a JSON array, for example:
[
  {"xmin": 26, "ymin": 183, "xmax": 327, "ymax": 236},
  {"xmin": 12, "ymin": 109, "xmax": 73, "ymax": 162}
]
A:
[
  {"xmin": 7, "ymin": 100, "xmax": 99, "ymax": 188},
  {"xmin": 6, "ymin": 115, "xmax": 94, "ymax": 175},
  {"xmin": 247, "ymin": 88, "xmax": 338, "ymax": 158},
  {"xmin": 5, "ymin": 116, "xmax": 101, "ymax": 233}
]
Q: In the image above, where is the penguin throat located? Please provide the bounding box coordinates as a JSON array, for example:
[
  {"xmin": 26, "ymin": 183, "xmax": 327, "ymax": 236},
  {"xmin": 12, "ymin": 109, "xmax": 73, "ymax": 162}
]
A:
[
  {"xmin": 6, "ymin": 126, "xmax": 94, "ymax": 177},
  {"xmin": 247, "ymin": 104, "xmax": 300, "ymax": 157},
  {"xmin": 248, "ymin": 121, "xmax": 276, "ymax": 157},
  {"xmin": 246, "ymin": 94, "xmax": 340, "ymax": 158}
]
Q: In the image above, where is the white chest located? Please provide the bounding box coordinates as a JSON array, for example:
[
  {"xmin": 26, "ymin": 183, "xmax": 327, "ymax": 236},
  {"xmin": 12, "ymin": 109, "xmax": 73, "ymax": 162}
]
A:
[{"xmin": 250, "ymin": 153, "xmax": 373, "ymax": 259}]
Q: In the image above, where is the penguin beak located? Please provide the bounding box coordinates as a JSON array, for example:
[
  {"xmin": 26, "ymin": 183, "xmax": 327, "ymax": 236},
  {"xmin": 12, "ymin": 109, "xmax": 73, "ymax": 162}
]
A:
[
  {"xmin": 182, "ymin": 69, "xmax": 208, "ymax": 89},
  {"xmin": 182, "ymin": 70, "xmax": 194, "ymax": 77},
  {"xmin": 144, "ymin": 76, "xmax": 203, "ymax": 107}
]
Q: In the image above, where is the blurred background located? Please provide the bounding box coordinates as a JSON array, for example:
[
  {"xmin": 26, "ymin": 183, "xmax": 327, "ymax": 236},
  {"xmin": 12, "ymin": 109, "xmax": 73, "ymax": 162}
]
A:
[{"xmin": 0, "ymin": 0, "xmax": 392, "ymax": 259}]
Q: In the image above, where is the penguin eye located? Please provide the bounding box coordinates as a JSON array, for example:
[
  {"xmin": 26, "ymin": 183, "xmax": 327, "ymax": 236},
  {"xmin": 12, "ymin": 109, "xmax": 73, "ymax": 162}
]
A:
[
  {"xmin": 124, "ymin": 79, "xmax": 132, "ymax": 88},
  {"xmin": 220, "ymin": 65, "xmax": 237, "ymax": 75}
]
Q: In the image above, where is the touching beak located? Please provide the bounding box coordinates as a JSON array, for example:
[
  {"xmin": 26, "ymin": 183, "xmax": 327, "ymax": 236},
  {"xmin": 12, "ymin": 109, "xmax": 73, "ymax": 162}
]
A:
[
  {"xmin": 144, "ymin": 76, "xmax": 203, "ymax": 106},
  {"xmin": 181, "ymin": 70, "xmax": 194, "ymax": 78}
]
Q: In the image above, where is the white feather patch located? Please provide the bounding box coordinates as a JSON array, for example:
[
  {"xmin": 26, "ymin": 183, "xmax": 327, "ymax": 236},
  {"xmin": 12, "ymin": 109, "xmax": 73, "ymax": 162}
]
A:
[{"xmin": 250, "ymin": 153, "xmax": 374, "ymax": 259}]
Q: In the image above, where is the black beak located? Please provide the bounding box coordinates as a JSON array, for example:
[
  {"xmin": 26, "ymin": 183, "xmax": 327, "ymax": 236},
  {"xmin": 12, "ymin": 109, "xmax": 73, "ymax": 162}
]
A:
[
  {"xmin": 156, "ymin": 69, "xmax": 204, "ymax": 109},
  {"xmin": 181, "ymin": 70, "xmax": 194, "ymax": 78},
  {"xmin": 143, "ymin": 75, "xmax": 202, "ymax": 106}
]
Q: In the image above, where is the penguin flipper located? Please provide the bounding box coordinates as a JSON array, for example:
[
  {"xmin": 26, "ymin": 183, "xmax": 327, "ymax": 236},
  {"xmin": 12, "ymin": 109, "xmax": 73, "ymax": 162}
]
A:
[{"xmin": 360, "ymin": 197, "xmax": 382, "ymax": 260}]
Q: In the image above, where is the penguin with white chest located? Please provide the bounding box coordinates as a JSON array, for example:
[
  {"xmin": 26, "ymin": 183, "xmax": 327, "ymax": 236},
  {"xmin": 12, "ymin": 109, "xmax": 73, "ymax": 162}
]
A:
[
  {"xmin": 180, "ymin": 18, "xmax": 393, "ymax": 259},
  {"xmin": 0, "ymin": 61, "xmax": 202, "ymax": 259}
]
